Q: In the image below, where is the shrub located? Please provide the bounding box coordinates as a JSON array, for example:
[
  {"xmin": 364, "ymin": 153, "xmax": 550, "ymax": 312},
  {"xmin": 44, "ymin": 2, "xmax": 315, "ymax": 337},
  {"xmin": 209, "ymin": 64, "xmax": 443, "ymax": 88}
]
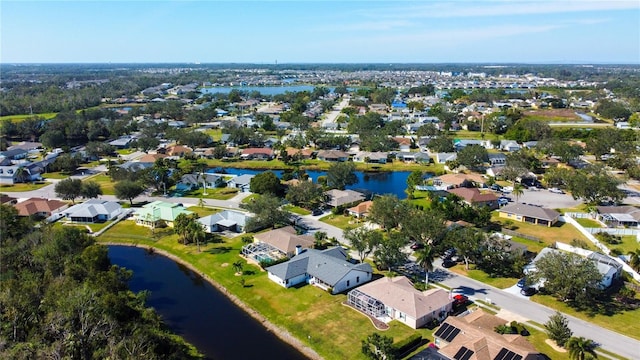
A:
[
  {"xmin": 393, "ymin": 334, "xmax": 422, "ymax": 356},
  {"xmin": 570, "ymin": 238, "xmax": 590, "ymax": 249}
]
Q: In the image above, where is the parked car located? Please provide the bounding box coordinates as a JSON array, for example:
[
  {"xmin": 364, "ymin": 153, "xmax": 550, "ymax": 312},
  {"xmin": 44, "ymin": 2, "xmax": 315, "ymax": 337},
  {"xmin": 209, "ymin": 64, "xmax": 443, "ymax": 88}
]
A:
[
  {"xmin": 517, "ymin": 278, "xmax": 527, "ymax": 288},
  {"xmin": 502, "ymin": 186, "xmax": 513, "ymax": 193},
  {"xmin": 410, "ymin": 242, "xmax": 424, "ymax": 250},
  {"xmin": 498, "ymin": 198, "xmax": 509, "ymax": 206},
  {"xmin": 520, "ymin": 287, "xmax": 537, "ymax": 296},
  {"xmin": 311, "ymin": 208, "xmax": 324, "ymax": 216},
  {"xmin": 453, "ymin": 294, "xmax": 468, "ymax": 306},
  {"xmin": 549, "ymin": 188, "xmax": 565, "ymax": 194},
  {"xmin": 442, "ymin": 259, "xmax": 456, "ymax": 268},
  {"xmin": 490, "ymin": 184, "xmax": 503, "ymax": 191}
]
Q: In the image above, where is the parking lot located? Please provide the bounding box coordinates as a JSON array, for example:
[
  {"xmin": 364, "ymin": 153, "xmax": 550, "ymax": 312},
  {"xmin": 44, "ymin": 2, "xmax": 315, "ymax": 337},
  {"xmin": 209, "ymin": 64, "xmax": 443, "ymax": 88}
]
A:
[{"xmin": 499, "ymin": 188, "xmax": 582, "ymax": 209}]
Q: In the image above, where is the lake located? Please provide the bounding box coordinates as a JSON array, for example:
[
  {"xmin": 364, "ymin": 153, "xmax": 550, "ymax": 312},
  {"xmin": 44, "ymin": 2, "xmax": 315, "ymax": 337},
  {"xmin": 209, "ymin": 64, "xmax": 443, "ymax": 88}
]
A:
[
  {"xmin": 108, "ymin": 245, "xmax": 308, "ymax": 360},
  {"xmin": 208, "ymin": 168, "xmax": 426, "ymax": 199}
]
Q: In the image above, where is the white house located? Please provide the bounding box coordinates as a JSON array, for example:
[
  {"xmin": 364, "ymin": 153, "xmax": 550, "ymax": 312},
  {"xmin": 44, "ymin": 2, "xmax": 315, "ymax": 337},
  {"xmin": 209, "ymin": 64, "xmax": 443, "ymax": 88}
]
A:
[
  {"xmin": 198, "ymin": 210, "xmax": 252, "ymax": 233},
  {"xmin": 63, "ymin": 199, "xmax": 123, "ymax": 223},
  {"xmin": 227, "ymin": 174, "xmax": 255, "ymax": 192},
  {"xmin": 348, "ymin": 276, "xmax": 453, "ymax": 329},
  {"xmin": 266, "ymin": 247, "xmax": 373, "ymax": 294}
]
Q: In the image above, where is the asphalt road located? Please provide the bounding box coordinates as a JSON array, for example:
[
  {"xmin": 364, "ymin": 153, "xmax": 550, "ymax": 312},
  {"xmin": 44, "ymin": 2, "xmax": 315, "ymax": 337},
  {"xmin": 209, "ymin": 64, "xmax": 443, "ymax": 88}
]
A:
[{"xmin": 428, "ymin": 262, "xmax": 640, "ymax": 360}]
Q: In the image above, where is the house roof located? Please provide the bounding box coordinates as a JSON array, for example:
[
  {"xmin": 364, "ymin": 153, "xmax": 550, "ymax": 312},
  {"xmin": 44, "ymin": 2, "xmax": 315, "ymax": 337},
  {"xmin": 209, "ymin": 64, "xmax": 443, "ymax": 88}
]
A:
[
  {"xmin": 135, "ymin": 201, "xmax": 192, "ymax": 222},
  {"xmin": 138, "ymin": 153, "xmax": 167, "ymax": 163},
  {"xmin": 355, "ymin": 151, "xmax": 388, "ymax": 161},
  {"xmin": 0, "ymin": 193, "xmax": 17, "ymax": 204},
  {"xmin": 286, "ymin": 148, "xmax": 313, "ymax": 157},
  {"xmin": 393, "ymin": 137, "xmax": 412, "ymax": 146},
  {"xmin": 317, "ymin": 150, "xmax": 349, "ymax": 159},
  {"xmin": 436, "ymin": 173, "xmax": 486, "ymax": 187},
  {"xmin": 447, "ymin": 187, "xmax": 498, "ymax": 203},
  {"xmin": 242, "ymin": 148, "xmax": 274, "ymax": 156},
  {"xmin": 167, "ymin": 145, "xmax": 193, "ymax": 155},
  {"xmin": 7, "ymin": 141, "xmax": 42, "ymax": 151},
  {"xmin": 229, "ymin": 174, "xmax": 255, "ymax": 186},
  {"xmin": 65, "ymin": 199, "xmax": 121, "ymax": 218},
  {"xmin": 198, "ymin": 210, "xmax": 251, "ymax": 228},
  {"xmin": 354, "ymin": 276, "xmax": 453, "ymax": 319},
  {"xmin": 254, "ymin": 226, "xmax": 315, "ymax": 254},
  {"xmin": 596, "ymin": 206, "xmax": 640, "ymax": 221},
  {"xmin": 325, "ymin": 189, "xmax": 365, "ymax": 207},
  {"xmin": 347, "ymin": 200, "xmax": 373, "ymax": 215},
  {"xmin": 498, "ymin": 203, "xmax": 560, "ymax": 222},
  {"xmin": 14, "ymin": 198, "xmax": 67, "ymax": 216},
  {"xmin": 266, "ymin": 247, "xmax": 372, "ymax": 286},
  {"xmin": 436, "ymin": 310, "xmax": 539, "ymax": 360}
]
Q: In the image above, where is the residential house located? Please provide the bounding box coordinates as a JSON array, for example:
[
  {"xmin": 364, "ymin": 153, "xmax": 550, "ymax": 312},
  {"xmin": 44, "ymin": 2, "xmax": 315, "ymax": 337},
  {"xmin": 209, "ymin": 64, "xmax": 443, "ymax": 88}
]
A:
[
  {"xmin": 138, "ymin": 153, "xmax": 167, "ymax": 163},
  {"xmin": 227, "ymin": 174, "xmax": 255, "ymax": 192},
  {"xmin": 540, "ymin": 157, "xmax": 560, "ymax": 168},
  {"xmin": 486, "ymin": 166, "xmax": 505, "ymax": 178},
  {"xmin": 500, "ymin": 140, "xmax": 521, "ymax": 152},
  {"xmin": 109, "ymin": 136, "xmax": 135, "ymax": 149},
  {"xmin": 241, "ymin": 148, "xmax": 274, "ymax": 160},
  {"xmin": 317, "ymin": 150, "xmax": 349, "ymax": 162},
  {"xmin": 134, "ymin": 201, "xmax": 193, "ymax": 227},
  {"xmin": 498, "ymin": 203, "xmax": 560, "ymax": 227},
  {"xmin": 447, "ymin": 187, "xmax": 499, "ymax": 209},
  {"xmin": 0, "ymin": 148, "xmax": 28, "ymax": 161},
  {"xmin": 198, "ymin": 210, "xmax": 252, "ymax": 233},
  {"xmin": 324, "ymin": 189, "xmax": 366, "ymax": 208},
  {"xmin": 7, "ymin": 141, "xmax": 43, "ymax": 152},
  {"xmin": 254, "ymin": 226, "xmax": 315, "ymax": 258},
  {"xmin": 352, "ymin": 151, "xmax": 388, "ymax": 164},
  {"xmin": 433, "ymin": 152, "xmax": 457, "ymax": 164},
  {"xmin": 392, "ymin": 137, "xmax": 412, "ymax": 151},
  {"xmin": 0, "ymin": 165, "xmax": 28, "ymax": 184},
  {"xmin": 117, "ymin": 161, "xmax": 154, "ymax": 172},
  {"xmin": 524, "ymin": 248, "xmax": 622, "ymax": 289},
  {"xmin": 178, "ymin": 173, "xmax": 225, "ymax": 191},
  {"xmin": 433, "ymin": 173, "xmax": 486, "ymax": 189},
  {"xmin": 394, "ymin": 152, "xmax": 431, "ymax": 163},
  {"xmin": 285, "ymin": 148, "xmax": 313, "ymax": 160},
  {"xmin": 64, "ymin": 199, "xmax": 123, "ymax": 223},
  {"xmin": 453, "ymin": 139, "xmax": 484, "ymax": 152},
  {"xmin": 14, "ymin": 198, "xmax": 68, "ymax": 218},
  {"xmin": 166, "ymin": 145, "xmax": 193, "ymax": 157},
  {"xmin": 433, "ymin": 310, "xmax": 540, "ymax": 360},
  {"xmin": 596, "ymin": 206, "xmax": 640, "ymax": 228},
  {"xmin": 346, "ymin": 200, "xmax": 373, "ymax": 218},
  {"xmin": 266, "ymin": 246, "xmax": 373, "ymax": 294},
  {"xmin": 347, "ymin": 276, "xmax": 453, "ymax": 329},
  {"xmin": 0, "ymin": 194, "xmax": 17, "ymax": 205},
  {"xmin": 488, "ymin": 153, "xmax": 507, "ymax": 166}
]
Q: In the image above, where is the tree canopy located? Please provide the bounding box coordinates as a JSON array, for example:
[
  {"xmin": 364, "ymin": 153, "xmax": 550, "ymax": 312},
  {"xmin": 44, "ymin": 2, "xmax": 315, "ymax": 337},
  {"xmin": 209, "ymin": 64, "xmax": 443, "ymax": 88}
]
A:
[{"xmin": 326, "ymin": 162, "xmax": 358, "ymax": 190}]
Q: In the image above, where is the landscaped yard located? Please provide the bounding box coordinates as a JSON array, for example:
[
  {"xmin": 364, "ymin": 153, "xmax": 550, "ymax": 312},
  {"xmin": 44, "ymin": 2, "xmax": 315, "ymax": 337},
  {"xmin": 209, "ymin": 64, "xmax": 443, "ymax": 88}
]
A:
[
  {"xmin": 492, "ymin": 214, "xmax": 590, "ymax": 248},
  {"xmin": 408, "ymin": 190, "xmax": 432, "ymax": 209},
  {"xmin": 531, "ymin": 293, "xmax": 640, "ymax": 342},
  {"xmin": 607, "ymin": 235, "xmax": 640, "ymax": 255},
  {"xmin": 575, "ymin": 217, "xmax": 603, "ymax": 228},
  {"xmin": 319, "ymin": 213, "xmax": 362, "ymax": 230},
  {"xmin": 0, "ymin": 181, "xmax": 50, "ymax": 192},
  {"xmin": 447, "ymin": 265, "xmax": 519, "ymax": 289},
  {"xmin": 186, "ymin": 206, "xmax": 222, "ymax": 217},
  {"xmin": 41, "ymin": 172, "xmax": 69, "ymax": 180},
  {"xmin": 56, "ymin": 221, "xmax": 113, "ymax": 233},
  {"xmin": 179, "ymin": 187, "xmax": 239, "ymax": 200},
  {"xmin": 86, "ymin": 173, "xmax": 117, "ymax": 195},
  {"xmin": 283, "ymin": 204, "xmax": 311, "ymax": 215},
  {"xmin": 97, "ymin": 221, "xmax": 429, "ymax": 359}
]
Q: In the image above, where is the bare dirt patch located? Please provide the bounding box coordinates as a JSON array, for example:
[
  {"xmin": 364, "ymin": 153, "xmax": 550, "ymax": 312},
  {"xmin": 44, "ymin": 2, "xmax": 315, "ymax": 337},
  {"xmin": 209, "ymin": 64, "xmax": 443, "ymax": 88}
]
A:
[
  {"xmin": 545, "ymin": 339, "xmax": 567, "ymax": 352},
  {"xmin": 524, "ymin": 109, "xmax": 581, "ymax": 121}
]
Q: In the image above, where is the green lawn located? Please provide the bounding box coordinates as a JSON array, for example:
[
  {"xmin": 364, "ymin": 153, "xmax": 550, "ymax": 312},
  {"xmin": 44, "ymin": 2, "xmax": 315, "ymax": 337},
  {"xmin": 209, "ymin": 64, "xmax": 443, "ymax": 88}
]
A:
[
  {"xmin": 41, "ymin": 172, "xmax": 69, "ymax": 180},
  {"xmin": 205, "ymin": 158, "xmax": 446, "ymax": 173},
  {"xmin": 319, "ymin": 213, "xmax": 362, "ymax": 230},
  {"xmin": 56, "ymin": 221, "xmax": 113, "ymax": 233},
  {"xmin": 86, "ymin": 173, "xmax": 116, "ymax": 195},
  {"xmin": 186, "ymin": 206, "xmax": 222, "ymax": 217},
  {"xmin": 178, "ymin": 187, "xmax": 239, "ymax": 200},
  {"xmin": 408, "ymin": 191, "xmax": 432, "ymax": 209},
  {"xmin": 283, "ymin": 204, "xmax": 311, "ymax": 215},
  {"xmin": 0, "ymin": 181, "xmax": 50, "ymax": 192},
  {"xmin": 575, "ymin": 217, "xmax": 603, "ymax": 228},
  {"xmin": 609, "ymin": 235, "xmax": 640, "ymax": 255},
  {"xmin": 241, "ymin": 193, "xmax": 259, "ymax": 204},
  {"xmin": 531, "ymin": 293, "xmax": 640, "ymax": 341},
  {"xmin": 0, "ymin": 112, "xmax": 58, "ymax": 122},
  {"xmin": 448, "ymin": 266, "xmax": 519, "ymax": 289},
  {"xmin": 97, "ymin": 221, "xmax": 427, "ymax": 359},
  {"xmin": 492, "ymin": 213, "xmax": 589, "ymax": 248}
]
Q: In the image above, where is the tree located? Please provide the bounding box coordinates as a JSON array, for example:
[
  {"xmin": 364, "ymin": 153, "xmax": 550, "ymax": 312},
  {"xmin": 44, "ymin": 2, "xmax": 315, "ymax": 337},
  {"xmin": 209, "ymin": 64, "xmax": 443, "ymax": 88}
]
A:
[
  {"xmin": 445, "ymin": 227, "xmax": 484, "ymax": 270},
  {"xmin": 361, "ymin": 333, "xmax": 396, "ymax": 360},
  {"xmin": 529, "ymin": 251, "xmax": 602, "ymax": 304},
  {"xmin": 326, "ymin": 162, "xmax": 358, "ymax": 190},
  {"xmin": 80, "ymin": 180, "xmax": 102, "ymax": 199},
  {"xmin": 241, "ymin": 194, "xmax": 291, "ymax": 231},
  {"xmin": 368, "ymin": 195, "xmax": 409, "ymax": 231},
  {"xmin": 344, "ymin": 227, "xmax": 382, "ymax": 262},
  {"xmin": 628, "ymin": 249, "xmax": 640, "ymax": 272},
  {"xmin": 566, "ymin": 166, "xmax": 625, "ymax": 205},
  {"xmin": 545, "ymin": 312, "xmax": 573, "ymax": 347},
  {"xmin": 457, "ymin": 144, "xmax": 489, "ymax": 169},
  {"xmin": 174, "ymin": 213, "xmax": 205, "ymax": 250},
  {"xmin": 114, "ymin": 180, "xmax": 146, "ymax": 205},
  {"xmin": 54, "ymin": 178, "xmax": 82, "ymax": 203},
  {"xmin": 285, "ymin": 181, "xmax": 326, "ymax": 210},
  {"xmin": 595, "ymin": 99, "xmax": 631, "ymax": 121},
  {"xmin": 374, "ymin": 232, "xmax": 408, "ymax": 272},
  {"xmin": 400, "ymin": 208, "xmax": 445, "ymax": 246},
  {"xmin": 405, "ymin": 170, "xmax": 423, "ymax": 199},
  {"xmin": 51, "ymin": 153, "xmax": 82, "ymax": 174},
  {"xmin": 232, "ymin": 260, "xmax": 244, "ymax": 274},
  {"xmin": 512, "ymin": 184, "xmax": 524, "ymax": 203},
  {"xmin": 427, "ymin": 134, "xmax": 454, "ymax": 153},
  {"xmin": 566, "ymin": 337, "xmax": 598, "ymax": 360},
  {"xmin": 313, "ymin": 231, "xmax": 328, "ymax": 249},
  {"xmin": 249, "ymin": 171, "xmax": 282, "ymax": 195},
  {"xmin": 415, "ymin": 245, "xmax": 435, "ymax": 286}
]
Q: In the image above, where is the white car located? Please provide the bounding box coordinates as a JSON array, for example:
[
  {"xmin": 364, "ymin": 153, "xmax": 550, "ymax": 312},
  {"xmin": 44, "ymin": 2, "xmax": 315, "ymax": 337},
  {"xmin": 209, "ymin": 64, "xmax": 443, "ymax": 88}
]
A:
[
  {"xmin": 502, "ymin": 186, "xmax": 513, "ymax": 193},
  {"xmin": 549, "ymin": 188, "xmax": 565, "ymax": 194}
]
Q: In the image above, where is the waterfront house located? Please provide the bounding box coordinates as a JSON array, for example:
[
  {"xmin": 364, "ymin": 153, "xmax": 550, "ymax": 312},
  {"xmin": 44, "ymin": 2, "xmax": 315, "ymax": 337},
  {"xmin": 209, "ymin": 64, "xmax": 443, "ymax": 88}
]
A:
[
  {"xmin": 178, "ymin": 173, "xmax": 226, "ymax": 191},
  {"xmin": 241, "ymin": 148, "xmax": 274, "ymax": 160},
  {"xmin": 227, "ymin": 174, "xmax": 255, "ymax": 192},
  {"xmin": 447, "ymin": 187, "xmax": 499, "ymax": 209},
  {"xmin": 346, "ymin": 200, "xmax": 373, "ymax": 218},
  {"xmin": 352, "ymin": 151, "xmax": 388, "ymax": 164},
  {"xmin": 63, "ymin": 199, "xmax": 123, "ymax": 223},
  {"xmin": 394, "ymin": 151, "xmax": 431, "ymax": 163},
  {"xmin": 324, "ymin": 189, "xmax": 366, "ymax": 208},
  {"xmin": 198, "ymin": 210, "xmax": 252, "ymax": 233},
  {"xmin": 347, "ymin": 276, "xmax": 453, "ymax": 329},
  {"xmin": 285, "ymin": 147, "xmax": 313, "ymax": 160},
  {"xmin": 134, "ymin": 201, "xmax": 192, "ymax": 228},
  {"xmin": 433, "ymin": 173, "xmax": 486, "ymax": 189},
  {"xmin": 317, "ymin": 150, "xmax": 349, "ymax": 162},
  {"xmin": 266, "ymin": 246, "xmax": 373, "ymax": 294},
  {"xmin": 498, "ymin": 203, "xmax": 560, "ymax": 227},
  {"xmin": 253, "ymin": 226, "xmax": 315, "ymax": 258}
]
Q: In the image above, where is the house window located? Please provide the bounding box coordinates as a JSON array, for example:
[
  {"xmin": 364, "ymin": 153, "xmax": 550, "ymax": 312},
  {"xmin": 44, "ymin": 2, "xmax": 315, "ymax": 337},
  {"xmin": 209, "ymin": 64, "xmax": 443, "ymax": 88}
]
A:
[
  {"xmin": 356, "ymin": 276, "xmax": 360, "ymax": 283},
  {"xmin": 347, "ymin": 280, "xmax": 350, "ymax": 287}
]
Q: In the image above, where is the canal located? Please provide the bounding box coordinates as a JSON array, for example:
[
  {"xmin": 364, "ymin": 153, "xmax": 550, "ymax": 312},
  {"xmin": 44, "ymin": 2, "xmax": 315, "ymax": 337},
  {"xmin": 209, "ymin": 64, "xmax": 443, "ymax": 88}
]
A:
[{"xmin": 108, "ymin": 245, "xmax": 308, "ymax": 360}]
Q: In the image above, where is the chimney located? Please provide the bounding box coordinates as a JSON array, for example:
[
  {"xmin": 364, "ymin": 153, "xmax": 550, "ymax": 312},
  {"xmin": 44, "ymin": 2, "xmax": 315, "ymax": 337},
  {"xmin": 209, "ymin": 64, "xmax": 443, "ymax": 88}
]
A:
[{"xmin": 295, "ymin": 245, "xmax": 302, "ymax": 256}]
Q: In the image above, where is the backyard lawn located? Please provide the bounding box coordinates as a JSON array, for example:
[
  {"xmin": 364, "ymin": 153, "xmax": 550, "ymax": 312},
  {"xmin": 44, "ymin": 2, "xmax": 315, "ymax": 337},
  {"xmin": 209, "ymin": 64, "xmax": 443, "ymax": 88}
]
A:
[
  {"xmin": 98, "ymin": 221, "xmax": 429, "ymax": 359},
  {"xmin": 607, "ymin": 235, "xmax": 640, "ymax": 255},
  {"xmin": 492, "ymin": 214, "xmax": 590, "ymax": 248},
  {"xmin": 283, "ymin": 204, "xmax": 311, "ymax": 215},
  {"xmin": 0, "ymin": 181, "xmax": 50, "ymax": 192},
  {"xmin": 179, "ymin": 187, "xmax": 239, "ymax": 200},
  {"xmin": 85, "ymin": 173, "xmax": 117, "ymax": 195},
  {"xmin": 319, "ymin": 213, "xmax": 362, "ymax": 230},
  {"xmin": 575, "ymin": 217, "xmax": 603, "ymax": 228},
  {"xmin": 186, "ymin": 206, "xmax": 222, "ymax": 217},
  {"xmin": 446, "ymin": 265, "xmax": 519, "ymax": 289}
]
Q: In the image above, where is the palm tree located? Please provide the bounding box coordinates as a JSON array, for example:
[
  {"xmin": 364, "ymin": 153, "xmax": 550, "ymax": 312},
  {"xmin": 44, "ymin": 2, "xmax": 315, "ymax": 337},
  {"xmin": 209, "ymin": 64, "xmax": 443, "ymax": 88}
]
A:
[
  {"xmin": 628, "ymin": 249, "xmax": 640, "ymax": 272},
  {"xmin": 566, "ymin": 336, "xmax": 598, "ymax": 360},
  {"xmin": 512, "ymin": 184, "xmax": 524, "ymax": 203},
  {"xmin": 415, "ymin": 245, "xmax": 436, "ymax": 286},
  {"xmin": 232, "ymin": 261, "xmax": 244, "ymax": 274}
]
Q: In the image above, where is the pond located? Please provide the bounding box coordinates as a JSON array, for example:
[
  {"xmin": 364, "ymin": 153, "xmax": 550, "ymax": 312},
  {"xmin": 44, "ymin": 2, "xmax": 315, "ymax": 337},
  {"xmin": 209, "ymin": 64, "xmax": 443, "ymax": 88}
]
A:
[
  {"xmin": 108, "ymin": 245, "xmax": 308, "ymax": 360},
  {"xmin": 208, "ymin": 168, "xmax": 433, "ymax": 199}
]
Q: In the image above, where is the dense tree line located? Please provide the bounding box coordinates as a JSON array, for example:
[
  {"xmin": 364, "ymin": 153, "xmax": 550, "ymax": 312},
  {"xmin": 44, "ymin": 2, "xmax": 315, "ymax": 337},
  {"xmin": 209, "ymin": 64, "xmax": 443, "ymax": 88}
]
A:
[{"xmin": 0, "ymin": 204, "xmax": 201, "ymax": 359}]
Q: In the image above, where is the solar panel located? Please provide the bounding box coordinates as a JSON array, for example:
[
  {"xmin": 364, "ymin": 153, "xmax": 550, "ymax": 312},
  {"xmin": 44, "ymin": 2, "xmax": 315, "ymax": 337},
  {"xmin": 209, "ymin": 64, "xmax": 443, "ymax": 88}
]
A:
[
  {"xmin": 434, "ymin": 323, "xmax": 461, "ymax": 342},
  {"xmin": 494, "ymin": 348, "xmax": 522, "ymax": 360},
  {"xmin": 454, "ymin": 346, "xmax": 474, "ymax": 360}
]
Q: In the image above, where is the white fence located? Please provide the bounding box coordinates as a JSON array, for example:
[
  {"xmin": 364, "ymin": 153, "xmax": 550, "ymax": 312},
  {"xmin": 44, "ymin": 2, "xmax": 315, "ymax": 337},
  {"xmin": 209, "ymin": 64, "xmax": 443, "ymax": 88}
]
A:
[
  {"xmin": 564, "ymin": 212, "xmax": 594, "ymax": 219},
  {"xmin": 583, "ymin": 227, "xmax": 640, "ymax": 237}
]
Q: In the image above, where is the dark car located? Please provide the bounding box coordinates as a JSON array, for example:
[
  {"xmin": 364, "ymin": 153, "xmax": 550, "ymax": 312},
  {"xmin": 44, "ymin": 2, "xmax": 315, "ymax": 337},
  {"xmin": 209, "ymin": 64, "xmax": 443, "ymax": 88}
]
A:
[
  {"xmin": 520, "ymin": 287, "xmax": 536, "ymax": 296},
  {"xmin": 517, "ymin": 278, "xmax": 527, "ymax": 288},
  {"xmin": 311, "ymin": 208, "xmax": 324, "ymax": 216},
  {"xmin": 490, "ymin": 184, "xmax": 503, "ymax": 191},
  {"xmin": 442, "ymin": 259, "xmax": 456, "ymax": 268},
  {"xmin": 410, "ymin": 242, "xmax": 424, "ymax": 250}
]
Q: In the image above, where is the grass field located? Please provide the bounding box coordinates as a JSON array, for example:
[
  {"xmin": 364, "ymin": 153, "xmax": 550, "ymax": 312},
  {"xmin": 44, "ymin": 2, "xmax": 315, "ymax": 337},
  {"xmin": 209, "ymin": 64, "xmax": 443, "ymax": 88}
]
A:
[
  {"xmin": 178, "ymin": 187, "xmax": 239, "ymax": 200},
  {"xmin": 282, "ymin": 204, "xmax": 311, "ymax": 215},
  {"xmin": 205, "ymin": 158, "xmax": 446, "ymax": 173},
  {"xmin": 0, "ymin": 112, "xmax": 58, "ymax": 122},
  {"xmin": 608, "ymin": 235, "xmax": 640, "ymax": 255},
  {"xmin": 86, "ymin": 173, "xmax": 116, "ymax": 195},
  {"xmin": 574, "ymin": 217, "xmax": 603, "ymax": 228},
  {"xmin": 319, "ymin": 213, "xmax": 361, "ymax": 230},
  {"xmin": 98, "ymin": 221, "xmax": 431, "ymax": 359},
  {"xmin": 0, "ymin": 181, "xmax": 50, "ymax": 192},
  {"xmin": 492, "ymin": 214, "xmax": 589, "ymax": 248},
  {"xmin": 447, "ymin": 266, "xmax": 519, "ymax": 289},
  {"xmin": 186, "ymin": 206, "xmax": 222, "ymax": 217}
]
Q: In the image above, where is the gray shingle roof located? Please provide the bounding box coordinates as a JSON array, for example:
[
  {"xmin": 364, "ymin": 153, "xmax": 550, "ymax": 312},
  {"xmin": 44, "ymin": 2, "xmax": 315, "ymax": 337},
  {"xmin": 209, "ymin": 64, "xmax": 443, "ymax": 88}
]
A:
[{"xmin": 498, "ymin": 203, "xmax": 559, "ymax": 221}]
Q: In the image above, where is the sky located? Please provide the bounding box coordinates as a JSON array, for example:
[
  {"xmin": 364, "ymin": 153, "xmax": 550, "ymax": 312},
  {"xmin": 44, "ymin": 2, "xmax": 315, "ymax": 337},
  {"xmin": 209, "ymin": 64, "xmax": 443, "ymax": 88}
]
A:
[{"xmin": 1, "ymin": 0, "xmax": 639, "ymax": 64}]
